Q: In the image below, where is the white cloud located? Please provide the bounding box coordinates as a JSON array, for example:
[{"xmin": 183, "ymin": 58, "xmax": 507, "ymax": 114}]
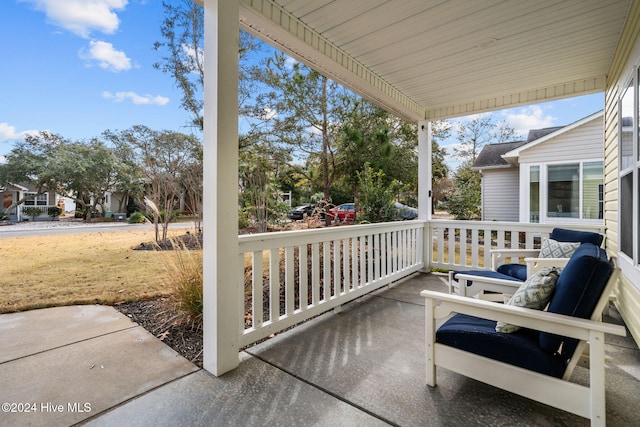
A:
[
  {"xmin": 102, "ymin": 91, "xmax": 169, "ymax": 106},
  {"xmin": 501, "ymin": 106, "xmax": 557, "ymax": 135},
  {"xmin": 0, "ymin": 123, "xmax": 40, "ymax": 142},
  {"xmin": 261, "ymin": 107, "xmax": 277, "ymax": 120},
  {"xmin": 20, "ymin": 0, "xmax": 127, "ymax": 38},
  {"xmin": 182, "ymin": 43, "xmax": 204, "ymax": 73},
  {"xmin": 284, "ymin": 55, "xmax": 298, "ymax": 69},
  {"xmin": 79, "ymin": 40, "xmax": 131, "ymax": 72}
]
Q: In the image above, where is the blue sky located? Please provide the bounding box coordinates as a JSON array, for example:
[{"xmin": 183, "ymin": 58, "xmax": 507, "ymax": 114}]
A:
[
  {"xmin": 0, "ymin": 0, "xmax": 605, "ymax": 167},
  {"xmin": 0, "ymin": 0, "xmax": 193, "ymax": 158}
]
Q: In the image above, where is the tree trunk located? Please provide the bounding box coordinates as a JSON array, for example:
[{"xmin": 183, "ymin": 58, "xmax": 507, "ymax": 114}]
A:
[{"xmin": 321, "ymin": 77, "xmax": 331, "ymax": 227}]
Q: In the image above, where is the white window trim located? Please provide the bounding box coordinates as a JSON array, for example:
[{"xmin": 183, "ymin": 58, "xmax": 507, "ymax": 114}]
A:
[
  {"xmin": 617, "ymin": 61, "xmax": 640, "ymax": 288},
  {"xmin": 23, "ymin": 192, "xmax": 48, "ymax": 206},
  {"xmin": 520, "ymin": 160, "xmax": 604, "ymax": 225}
]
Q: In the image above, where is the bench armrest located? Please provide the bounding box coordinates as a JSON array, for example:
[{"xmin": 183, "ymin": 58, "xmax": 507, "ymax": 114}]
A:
[
  {"xmin": 421, "ymin": 290, "xmax": 626, "ymax": 339},
  {"xmin": 491, "ymin": 248, "xmax": 540, "ymax": 269},
  {"xmin": 525, "ymin": 257, "xmax": 570, "ymax": 275}
]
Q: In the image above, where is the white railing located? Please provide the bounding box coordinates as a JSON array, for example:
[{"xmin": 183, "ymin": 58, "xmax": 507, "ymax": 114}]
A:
[
  {"xmin": 238, "ymin": 221, "xmax": 425, "ymax": 347},
  {"xmin": 16, "ymin": 205, "xmax": 56, "ymax": 220},
  {"xmin": 428, "ymin": 220, "xmax": 605, "ymax": 272},
  {"xmin": 237, "ymin": 219, "xmax": 605, "ymax": 348}
]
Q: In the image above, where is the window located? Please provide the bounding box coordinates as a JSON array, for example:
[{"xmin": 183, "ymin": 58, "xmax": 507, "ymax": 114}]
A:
[
  {"xmin": 547, "ymin": 164, "xmax": 580, "ymax": 218},
  {"xmin": 619, "ymin": 67, "xmax": 639, "ymax": 267},
  {"xmin": 23, "ymin": 193, "xmax": 48, "ymax": 206},
  {"xmin": 527, "ymin": 161, "xmax": 604, "ymax": 223},
  {"xmin": 529, "ymin": 166, "xmax": 540, "ymax": 222}
]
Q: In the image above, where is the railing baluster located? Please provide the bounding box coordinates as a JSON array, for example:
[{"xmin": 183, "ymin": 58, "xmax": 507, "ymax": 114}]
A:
[
  {"xmin": 285, "ymin": 247, "xmax": 294, "ymax": 316},
  {"xmin": 252, "ymin": 251, "xmax": 263, "ymax": 329},
  {"xmin": 367, "ymin": 234, "xmax": 374, "ymax": 284},
  {"xmin": 460, "ymin": 228, "xmax": 467, "ymax": 267},
  {"xmin": 448, "ymin": 226, "xmax": 455, "ymax": 266},
  {"xmin": 471, "ymin": 229, "xmax": 479, "ymax": 268},
  {"xmin": 312, "ymin": 243, "xmax": 320, "ymax": 305},
  {"xmin": 343, "ymin": 239, "xmax": 349, "ymax": 293},
  {"xmin": 269, "ymin": 249, "xmax": 279, "ymax": 321},
  {"xmin": 359, "ymin": 236, "xmax": 365, "ymax": 287},
  {"xmin": 299, "ymin": 245, "xmax": 308, "ymax": 310},
  {"xmin": 323, "ymin": 241, "xmax": 331, "ymax": 301},
  {"xmin": 333, "ymin": 240, "xmax": 340, "ymax": 297}
]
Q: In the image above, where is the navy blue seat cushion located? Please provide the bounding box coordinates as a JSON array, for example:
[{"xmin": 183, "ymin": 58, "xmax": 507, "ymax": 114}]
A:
[
  {"xmin": 436, "ymin": 314, "xmax": 566, "ymax": 378},
  {"xmin": 550, "ymin": 228, "xmax": 603, "ymax": 246},
  {"xmin": 539, "ymin": 243, "xmax": 612, "ymax": 357},
  {"xmin": 452, "ymin": 270, "xmax": 523, "ymax": 285},
  {"xmin": 496, "ymin": 263, "xmax": 527, "ymax": 281}
]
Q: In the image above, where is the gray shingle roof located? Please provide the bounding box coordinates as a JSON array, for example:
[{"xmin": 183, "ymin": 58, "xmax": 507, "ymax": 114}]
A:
[
  {"xmin": 472, "ymin": 140, "xmax": 527, "ymax": 169},
  {"xmin": 472, "ymin": 126, "xmax": 565, "ymax": 169}
]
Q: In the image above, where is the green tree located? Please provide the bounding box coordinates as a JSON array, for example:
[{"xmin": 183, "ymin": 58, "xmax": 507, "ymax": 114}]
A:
[
  {"xmin": 103, "ymin": 126, "xmax": 202, "ymax": 241},
  {"xmin": 356, "ymin": 163, "xmax": 400, "ymax": 223},
  {"xmin": 445, "ymin": 161, "xmax": 482, "ymax": 220},
  {"xmin": 0, "ymin": 132, "xmax": 66, "ymax": 215},
  {"xmin": 59, "ymin": 140, "xmax": 127, "ymax": 222},
  {"xmin": 252, "ymin": 53, "xmax": 348, "ymax": 225},
  {"xmin": 446, "ymin": 117, "xmax": 518, "ymax": 219},
  {"xmin": 153, "ymin": 0, "xmax": 261, "ymax": 131}
]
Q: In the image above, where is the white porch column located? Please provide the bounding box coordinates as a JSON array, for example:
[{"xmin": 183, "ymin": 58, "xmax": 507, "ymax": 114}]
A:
[
  {"xmin": 418, "ymin": 120, "xmax": 432, "ymax": 269},
  {"xmin": 202, "ymin": 0, "xmax": 240, "ymax": 376}
]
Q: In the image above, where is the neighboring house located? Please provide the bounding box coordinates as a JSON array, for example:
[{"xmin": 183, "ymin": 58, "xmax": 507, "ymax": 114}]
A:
[
  {"xmin": 0, "ymin": 183, "xmax": 59, "ymax": 221},
  {"xmin": 473, "ymin": 111, "xmax": 604, "ymax": 225}
]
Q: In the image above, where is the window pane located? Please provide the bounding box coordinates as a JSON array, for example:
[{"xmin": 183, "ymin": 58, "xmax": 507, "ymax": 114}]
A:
[
  {"xmin": 621, "ymin": 173, "xmax": 633, "ymax": 257},
  {"xmin": 582, "ymin": 161, "xmax": 604, "ymax": 219},
  {"xmin": 24, "ymin": 193, "xmax": 35, "ymax": 206},
  {"xmin": 547, "ymin": 164, "xmax": 579, "ymax": 218},
  {"xmin": 36, "ymin": 194, "xmax": 48, "ymax": 206},
  {"xmin": 621, "ymin": 81, "xmax": 634, "ymax": 170},
  {"xmin": 529, "ymin": 166, "xmax": 539, "ymax": 222}
]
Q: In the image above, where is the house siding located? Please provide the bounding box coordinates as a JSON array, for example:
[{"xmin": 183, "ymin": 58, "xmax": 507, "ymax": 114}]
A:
[
  {"xmin": 605, "ymin": 0, "xmax": 640, "ymax": 348},
  {"xmin": 517, "ymin": 118, "xmax": 603, "ymax": 164},
  {"xmin": 481, "ymin": 169, "xmax": 519, "ymax": 221}
]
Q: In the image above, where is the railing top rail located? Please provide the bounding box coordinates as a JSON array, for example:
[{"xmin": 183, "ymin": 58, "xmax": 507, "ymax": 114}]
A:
[
  {"xmin": 239, "ymin": 220, "xmax": 426, "ymax": 251},
  {"xmin": 427, "ymin": 220, "xmax": 604, "ymax": 234}
]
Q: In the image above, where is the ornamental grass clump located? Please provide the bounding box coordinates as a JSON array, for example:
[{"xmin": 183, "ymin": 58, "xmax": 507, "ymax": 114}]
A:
[{"xmin": 164, "ymin": 236, "xmax": 203, "ymax": 329}]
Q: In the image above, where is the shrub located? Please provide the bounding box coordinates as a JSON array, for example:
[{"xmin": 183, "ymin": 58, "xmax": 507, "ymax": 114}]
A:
[
  {"xmin": 128, "ymin": 212, "xmax": 146, "ymax": 224},
  {"xmin": 47, "ymin": 206, "xmax": 62, "ymax": 219},
  {"xmin": 357, "ymin": 163, "xmax": 399, "ymax": 223},
  {"xmin": 23, "ymin": 207, "xmax": 43, "ymax": 221}
]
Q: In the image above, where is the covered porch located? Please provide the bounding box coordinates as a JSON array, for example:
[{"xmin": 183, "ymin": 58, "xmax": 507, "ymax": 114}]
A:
[{"xmin": 200, "ymin": 2, "xmax": 640, "ymax": 415}]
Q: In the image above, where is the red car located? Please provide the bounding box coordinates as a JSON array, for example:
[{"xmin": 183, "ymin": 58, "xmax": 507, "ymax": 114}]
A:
[{"xmin": 329, "ymin": 203, "xmax": 356, "ymax": 222}]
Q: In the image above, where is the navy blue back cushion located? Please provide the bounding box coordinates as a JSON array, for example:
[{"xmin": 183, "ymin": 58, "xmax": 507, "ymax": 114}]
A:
[
  {"xmin": 437, "ymin": 314, "xmax": 566, "ymax": 378},
  {"xmin": 539, "ymin": 243, "xmax": 612, "ymax": 357},
  {"xmin": 550, "ymin": 228, "xmax": 603, "ymax": 246},
  {"xmin": 496, "ymin": 263, "xmax": 527, "ymax": 281}
]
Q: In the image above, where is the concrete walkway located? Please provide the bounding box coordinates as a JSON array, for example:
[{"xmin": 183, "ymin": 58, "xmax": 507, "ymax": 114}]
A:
[{"xmin": 2, "ymin": 274, "xmax": 639, "ymax": 426}]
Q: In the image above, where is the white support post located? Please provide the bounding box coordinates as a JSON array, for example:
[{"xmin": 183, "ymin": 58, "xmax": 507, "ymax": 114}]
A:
[
  {"xmin": 202, "ymin": 0, "xmax": 240, "ymax": 376},
  {"xmin": 418, "ymin": 120, "xmax": 432, "ymax": 269}
]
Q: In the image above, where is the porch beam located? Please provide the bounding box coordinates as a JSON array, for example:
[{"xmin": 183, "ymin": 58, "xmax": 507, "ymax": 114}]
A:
[
  {"xmin": 418, "ymin": 120, "xmax": 432, "ymax": 269},
  {"xmin": 202, "ymin": 0, "xmax": 240, "ymax": 376},
  {"xmin": 426, "ymin": 76, "xmax": 605, "ymax": 121}
]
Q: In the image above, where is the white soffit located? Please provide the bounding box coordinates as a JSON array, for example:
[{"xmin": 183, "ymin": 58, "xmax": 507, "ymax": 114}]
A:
[{"xmin": 238, "ymin": 0, "xmax": 631, "ymax": 121}]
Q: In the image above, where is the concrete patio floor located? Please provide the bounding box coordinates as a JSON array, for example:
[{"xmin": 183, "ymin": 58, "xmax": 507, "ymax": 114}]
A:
[{"xmin": 1, "ymin": 273, "xmax": 639, "ymax": 426}]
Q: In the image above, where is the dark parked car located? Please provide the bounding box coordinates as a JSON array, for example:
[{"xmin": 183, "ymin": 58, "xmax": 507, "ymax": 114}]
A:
[
  {"xmin": 393, "ymin": 202, "xmax": 418, "ymax": 220},
  {"xmin": 289, "ymin": 204, "xmax": 316, "ymax": 221}
]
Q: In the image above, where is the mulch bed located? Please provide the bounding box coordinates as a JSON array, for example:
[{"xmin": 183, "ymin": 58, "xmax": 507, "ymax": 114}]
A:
[{"xmin": 114, "ymin": 298, "xmax": 204, "ymax": 368}]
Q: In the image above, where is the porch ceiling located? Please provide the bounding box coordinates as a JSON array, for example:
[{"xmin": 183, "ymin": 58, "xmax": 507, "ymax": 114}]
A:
[{"xmin": 237, "ymin": 0, "xmax": 632, "ymax": 121}]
